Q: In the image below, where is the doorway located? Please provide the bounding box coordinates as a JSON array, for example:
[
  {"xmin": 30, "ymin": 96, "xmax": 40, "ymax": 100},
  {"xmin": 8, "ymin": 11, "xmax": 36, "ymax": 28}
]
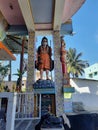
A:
[
  {"xmin": 41, "ymin": 94, "xmax": 56, "ymax": 115},
  {"xmin": 34, "ymin": 94, "xmax": 56, "ymax": 117}
]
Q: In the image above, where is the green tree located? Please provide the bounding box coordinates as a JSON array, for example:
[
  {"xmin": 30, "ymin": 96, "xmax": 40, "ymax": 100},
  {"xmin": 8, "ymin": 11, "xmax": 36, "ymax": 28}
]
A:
[
  {"xmin": 0, "ymin": 63, "xmax": 10, "ymax": 81},
  {"xmin": 13, "ymin": 69, "xmax": 26, "ymax": 92},
  {"xmin": 0, "ymin": 63, "xmax": 10, "ymax": 92},
  {"xmin": 66, "ymin": 48, "xmax": 88, "ymax": 78}
]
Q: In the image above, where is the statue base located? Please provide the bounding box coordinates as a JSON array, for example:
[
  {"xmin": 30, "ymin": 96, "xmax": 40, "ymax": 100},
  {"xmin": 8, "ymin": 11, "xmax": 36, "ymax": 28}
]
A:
[{"xmin": 33, "ymin": 79, "xmax": 55, "ymax": 89}]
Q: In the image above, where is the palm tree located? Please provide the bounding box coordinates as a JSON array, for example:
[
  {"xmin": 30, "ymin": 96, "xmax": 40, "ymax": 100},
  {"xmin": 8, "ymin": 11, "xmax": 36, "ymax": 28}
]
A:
[
  {"xmin": 13, "ymin": 69, "xmax": 26, "ymax": 92},
  {"xmin": 66, "ymin": 48, "xmax": 88, "ymax": 78}
]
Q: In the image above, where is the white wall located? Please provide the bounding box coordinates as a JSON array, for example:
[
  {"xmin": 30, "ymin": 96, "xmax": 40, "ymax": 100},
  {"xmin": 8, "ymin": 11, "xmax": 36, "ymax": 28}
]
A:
[
  {"xmin": 0, "ymin": 92, "xmax": 17, "ymax": 130},
  {"xmin": 70, "ymin": 78, "xmax": 98, "ymax": 111}
]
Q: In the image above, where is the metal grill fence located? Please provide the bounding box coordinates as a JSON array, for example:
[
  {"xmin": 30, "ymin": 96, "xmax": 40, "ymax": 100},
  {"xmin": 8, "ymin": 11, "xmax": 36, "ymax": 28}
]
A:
[{"xmin": 15, "ymin": 93, "xmax": 41, "ymax": 120}]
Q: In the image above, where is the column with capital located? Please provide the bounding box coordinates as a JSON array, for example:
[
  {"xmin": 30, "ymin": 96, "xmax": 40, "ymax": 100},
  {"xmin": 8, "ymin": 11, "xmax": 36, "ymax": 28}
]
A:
[
  {"xmin": 27, "ymin": 31, "xmax": 35, "ymax": 92},
  {"xmin": 53, "ymin": 31, "xmax": 64, "ymax": 116}
]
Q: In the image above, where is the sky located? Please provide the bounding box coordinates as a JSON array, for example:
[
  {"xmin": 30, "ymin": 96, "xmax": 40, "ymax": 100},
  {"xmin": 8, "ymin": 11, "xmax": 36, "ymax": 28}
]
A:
[
  {"xmin": 65, "ymin": 0, "xmax": 98, "ymax": 65},
  {"xmin": 4, "ymin": 0, "xmax": 98, "ymax": 81}
]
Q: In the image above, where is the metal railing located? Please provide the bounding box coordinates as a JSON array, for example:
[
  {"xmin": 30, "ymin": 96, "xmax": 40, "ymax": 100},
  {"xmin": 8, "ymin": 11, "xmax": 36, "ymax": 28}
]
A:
[{"xmin": 15, "ymin": 92, "xmax": 41, "ymax": 120}]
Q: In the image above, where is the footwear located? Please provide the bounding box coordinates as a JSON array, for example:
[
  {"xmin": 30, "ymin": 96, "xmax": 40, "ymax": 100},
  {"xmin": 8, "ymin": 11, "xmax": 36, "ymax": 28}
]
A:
[{"xmin": 47, "ymin": 78, "xmax": 50, "ymax": 80}]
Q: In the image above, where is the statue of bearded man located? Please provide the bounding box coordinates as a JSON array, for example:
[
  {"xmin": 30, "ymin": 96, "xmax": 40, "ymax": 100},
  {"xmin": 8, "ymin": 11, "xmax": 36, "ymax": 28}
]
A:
[{"xmin": 36, "ymin": 37, "xmax": 53, "ymax": 80}]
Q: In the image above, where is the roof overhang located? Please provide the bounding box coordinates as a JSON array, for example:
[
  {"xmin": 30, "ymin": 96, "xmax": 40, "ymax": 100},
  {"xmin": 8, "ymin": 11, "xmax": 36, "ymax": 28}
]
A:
[
  {"xmin": 0, "ymin": 0, "xmax": 86, "ymax": 53},
  {"xmin": 0, "ymin": 0, "xmax": 86, "ymax": 34},
  {"xmin": 0, "ymin": 41, "xmax": 16, "ymax": 60}
]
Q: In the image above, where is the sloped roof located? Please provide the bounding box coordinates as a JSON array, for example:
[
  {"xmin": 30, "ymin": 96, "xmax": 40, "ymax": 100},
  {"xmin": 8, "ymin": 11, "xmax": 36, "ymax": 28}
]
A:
[{"xmin": 0, "ymin": 41, "xmax": 16, "ymax": 60}]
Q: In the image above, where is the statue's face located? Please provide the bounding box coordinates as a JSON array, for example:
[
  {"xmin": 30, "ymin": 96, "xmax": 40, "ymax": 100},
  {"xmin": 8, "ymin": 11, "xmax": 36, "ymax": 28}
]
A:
[
  {"xmin": 62, "ymin": 41, "xmax": 65, "ymax": 47},
  {"xmin": 42, "ymin": 39, "xmax": 48, "ymax": 46}
]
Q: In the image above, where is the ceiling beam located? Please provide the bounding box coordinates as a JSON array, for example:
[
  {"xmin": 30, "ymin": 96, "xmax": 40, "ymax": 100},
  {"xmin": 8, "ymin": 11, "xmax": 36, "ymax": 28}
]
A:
[
  {"xmin": 18, "ymin": 0, "xmax": 35, "ymax": 32},
  {"xmin": 53, "ymin": 0, "xmax": 65, "ymax": 31}
]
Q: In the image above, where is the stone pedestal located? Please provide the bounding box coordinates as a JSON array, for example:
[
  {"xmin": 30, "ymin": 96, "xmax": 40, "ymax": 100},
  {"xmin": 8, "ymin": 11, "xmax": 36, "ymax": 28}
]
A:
[{"xmin": 33, "ymin": 79, "xmax": 55, "ymax": 89}]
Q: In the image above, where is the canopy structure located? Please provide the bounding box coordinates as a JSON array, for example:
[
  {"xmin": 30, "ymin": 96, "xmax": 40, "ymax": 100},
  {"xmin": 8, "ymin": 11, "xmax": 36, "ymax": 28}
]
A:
[
  {"xmin": 0, "ymin": 41, "xmax": 16, "ymax": 60},
  {"xmin": 0, "ymin": 0, "xmax": 86, "ymax": 53}
]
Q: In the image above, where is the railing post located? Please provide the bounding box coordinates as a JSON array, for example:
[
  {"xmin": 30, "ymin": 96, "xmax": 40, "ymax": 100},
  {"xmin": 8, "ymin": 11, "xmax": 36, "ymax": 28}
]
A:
[{"xmin": 6, "ymin": 93, "xmax": 17, "ymax": 130}]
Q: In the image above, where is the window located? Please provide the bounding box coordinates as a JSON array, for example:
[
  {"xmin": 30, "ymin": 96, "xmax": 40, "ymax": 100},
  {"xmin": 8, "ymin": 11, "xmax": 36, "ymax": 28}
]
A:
[
  {"xmin": 94, "ymin": 72, "xmax": 98, "ymax": 76},
  {"xmin": 89, "ymin": 73, "xmax": 93, "ymax": 78}
]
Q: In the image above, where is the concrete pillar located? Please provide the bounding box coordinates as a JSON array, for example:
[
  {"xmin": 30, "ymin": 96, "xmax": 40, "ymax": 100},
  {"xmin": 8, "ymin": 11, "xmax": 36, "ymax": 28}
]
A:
[
  {"xmin": 53, "ymin": 31, "xmax": 64, "ymax": 116},
  {"xmin": 27, "ymin": 31, "xmax": 35, "ymax": 92},
  {"xmin": 6, "ymin": 93, "xmax": 17, "ymax": 130}
]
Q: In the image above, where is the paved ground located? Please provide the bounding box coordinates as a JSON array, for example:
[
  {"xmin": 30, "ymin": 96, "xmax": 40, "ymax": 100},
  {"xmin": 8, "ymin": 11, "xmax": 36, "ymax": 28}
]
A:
[
  {"xmin": 0, "ymin": 109, "xmax": 39, "ymax": 130},
  {"xmin": 0, "ymin": 120, "xmax": 6, "ymax": 130},
  {"xmin": 1, "ymin": 110, "xmax": 98, "ymax": 130},
  {"xmin": 0, "ymin": 110, "xmax": 6, "ymax": 130},
  {"xmin": 14, "ymin": 119, "xmax": 39, "ymax": 130}
]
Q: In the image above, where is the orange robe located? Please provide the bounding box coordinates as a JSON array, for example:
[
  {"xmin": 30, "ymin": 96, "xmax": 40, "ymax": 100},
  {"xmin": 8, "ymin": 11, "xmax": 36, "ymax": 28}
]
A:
[
  {"xmin": 60, "ymin": 46, "xmax": 67, "ymax": 74},
  {"xmin": 37, "ymin": 45, "xmax": 51, "ymax": 71}
]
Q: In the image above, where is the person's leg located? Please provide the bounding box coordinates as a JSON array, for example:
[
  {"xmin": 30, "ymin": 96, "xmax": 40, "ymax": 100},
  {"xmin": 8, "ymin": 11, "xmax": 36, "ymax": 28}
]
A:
[
  {"xmin": 46, "ymin": 70, "xmax": 49, "ymax": 79},
  {"xmin": 40, "ymin": 69, "xmax": 43, "ymax": 79}
]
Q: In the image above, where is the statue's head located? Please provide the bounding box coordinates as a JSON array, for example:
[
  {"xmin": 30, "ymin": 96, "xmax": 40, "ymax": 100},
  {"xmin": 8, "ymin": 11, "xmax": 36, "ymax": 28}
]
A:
[
  {"xmin": 41, "ymin": 37, "xmax": 48, "ymax": 46},
  {"xmin": 61, "ymin": 36, "xmax": 66, "ymax": 47}
]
